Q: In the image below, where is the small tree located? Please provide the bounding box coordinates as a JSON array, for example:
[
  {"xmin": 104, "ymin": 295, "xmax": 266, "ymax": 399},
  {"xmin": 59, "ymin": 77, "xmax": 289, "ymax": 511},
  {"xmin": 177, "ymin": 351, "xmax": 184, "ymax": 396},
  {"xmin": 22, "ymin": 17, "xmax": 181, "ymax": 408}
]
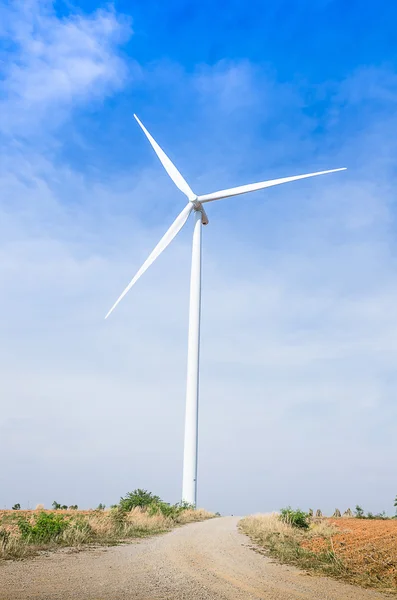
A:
[
  {"xmin": 12, "ymin": 503, "xmax": 21, "ymax": 510},
  {"xmin": 355, "ymin": 505, "xmax": 364, "ymax": 518},
  {"xmin": 52, "ymin": 501, "xmax": 68, "ymax": 510},
  {"xmin": 394, "ymin": 495, "xmax": 397, "ymax": 515}
]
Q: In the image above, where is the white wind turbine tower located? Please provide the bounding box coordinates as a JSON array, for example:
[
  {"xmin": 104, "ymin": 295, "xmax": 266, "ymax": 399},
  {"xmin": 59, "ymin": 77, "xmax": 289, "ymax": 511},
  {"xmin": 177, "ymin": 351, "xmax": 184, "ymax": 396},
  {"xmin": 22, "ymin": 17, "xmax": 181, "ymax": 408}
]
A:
[{"xmin": 105, "ymin": 114, "xmax": 346, "ymax": 507}]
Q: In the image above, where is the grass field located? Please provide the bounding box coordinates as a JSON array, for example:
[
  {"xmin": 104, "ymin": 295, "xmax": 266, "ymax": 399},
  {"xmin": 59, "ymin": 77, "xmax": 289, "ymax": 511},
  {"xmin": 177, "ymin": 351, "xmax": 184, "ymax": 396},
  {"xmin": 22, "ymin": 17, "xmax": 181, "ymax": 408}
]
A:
[
  {"xmin": 0, "ymin": 506, "xmax": 214, "ymax": 560},
  {"xmin": 239, "ymin": 513, "xmax": 397, "ymax": 594}
]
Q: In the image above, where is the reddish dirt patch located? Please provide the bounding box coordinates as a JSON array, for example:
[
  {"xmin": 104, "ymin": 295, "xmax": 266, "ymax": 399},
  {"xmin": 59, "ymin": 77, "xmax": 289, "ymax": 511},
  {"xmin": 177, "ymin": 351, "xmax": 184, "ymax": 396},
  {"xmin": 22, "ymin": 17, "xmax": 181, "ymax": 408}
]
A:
[{"xmin": 302, "ymin": 518, "xmax": 397, "ymax": 590}]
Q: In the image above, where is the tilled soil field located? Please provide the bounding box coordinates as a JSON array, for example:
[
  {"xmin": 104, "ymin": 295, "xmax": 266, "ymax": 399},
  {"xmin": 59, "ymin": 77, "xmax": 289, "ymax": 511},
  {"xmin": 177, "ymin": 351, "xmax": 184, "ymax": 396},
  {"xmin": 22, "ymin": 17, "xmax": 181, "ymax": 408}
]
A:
[{"xmin": 302, "ymin": 518, "xmax": 397, "ymax": 591}]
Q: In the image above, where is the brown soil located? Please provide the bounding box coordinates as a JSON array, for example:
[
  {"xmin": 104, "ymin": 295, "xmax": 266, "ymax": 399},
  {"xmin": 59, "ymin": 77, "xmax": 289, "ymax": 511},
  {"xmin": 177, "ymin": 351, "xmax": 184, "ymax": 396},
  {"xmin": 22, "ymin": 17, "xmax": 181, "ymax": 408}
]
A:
[{"xmin": 302, "ymin": 518, "xmax": 397, "ymax": 590}]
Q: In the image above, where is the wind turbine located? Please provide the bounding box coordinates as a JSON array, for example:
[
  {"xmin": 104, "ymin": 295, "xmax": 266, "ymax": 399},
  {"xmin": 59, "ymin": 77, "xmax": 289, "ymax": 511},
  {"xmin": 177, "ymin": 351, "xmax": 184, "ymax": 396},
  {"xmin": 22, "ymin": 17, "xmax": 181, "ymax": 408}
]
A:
[{"xmin": 105, "ymin": 114, "xmax": 346, "ymax": 507}]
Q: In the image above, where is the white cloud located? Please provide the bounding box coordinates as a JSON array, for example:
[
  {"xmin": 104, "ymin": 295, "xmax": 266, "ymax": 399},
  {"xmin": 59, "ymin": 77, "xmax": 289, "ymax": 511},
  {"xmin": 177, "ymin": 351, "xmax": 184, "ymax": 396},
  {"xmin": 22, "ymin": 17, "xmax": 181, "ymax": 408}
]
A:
[{"xmin": 0, "ymin": 1, "xmax": 133, "ymax": 135}]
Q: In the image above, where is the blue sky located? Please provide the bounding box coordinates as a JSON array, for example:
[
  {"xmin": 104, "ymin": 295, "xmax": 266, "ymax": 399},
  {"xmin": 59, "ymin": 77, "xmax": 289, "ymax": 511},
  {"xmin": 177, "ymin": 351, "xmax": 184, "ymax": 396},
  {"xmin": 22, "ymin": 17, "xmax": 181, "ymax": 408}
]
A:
[{"xmin": 0, "ymin": 0, "xmax": 397, "ymax": 515}]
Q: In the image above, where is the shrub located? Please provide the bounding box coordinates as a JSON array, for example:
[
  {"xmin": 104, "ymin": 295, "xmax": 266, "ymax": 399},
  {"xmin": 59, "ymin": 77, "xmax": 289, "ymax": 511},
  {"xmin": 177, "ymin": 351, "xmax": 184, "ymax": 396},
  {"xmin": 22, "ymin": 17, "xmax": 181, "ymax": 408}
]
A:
[
  {"xmin": 119, "ymin": 489, "xmax": 161, "ymax": 512},
  {"xmin": 118, "ymin": 490, "xmax": 201, "ymax": 522},
  {"xmin": 149, "ymin": 501, "xmax": 186, "ymax": 519},
  {"xmin": 96, "ymin": 503, "xmax": 106, "ymax": 511},
  {"xmin": 147, "ymin": 501, "xmax": 175, "ymax": 518},
  {"xmin": 177, "ymin": 500, "xmax": 195, "ymax": 511},
  {"xmin": 280, "ymin": 507, "xmax": 310, "ymax": 529},
  {"xmin": 12, "ymin": 503, "xmax": 20, "ymax": 510},
  {"xmin": 18, "ymin": 512, "xmax": 69, "ymax": 542}
]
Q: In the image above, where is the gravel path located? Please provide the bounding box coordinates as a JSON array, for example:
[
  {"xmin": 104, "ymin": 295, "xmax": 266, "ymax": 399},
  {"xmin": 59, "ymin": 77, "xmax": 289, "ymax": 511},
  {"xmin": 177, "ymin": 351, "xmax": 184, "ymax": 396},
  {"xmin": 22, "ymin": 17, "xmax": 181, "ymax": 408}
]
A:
[{"xmin": 0, "ymin": 517, "xmax": 388, "ymax": 599}]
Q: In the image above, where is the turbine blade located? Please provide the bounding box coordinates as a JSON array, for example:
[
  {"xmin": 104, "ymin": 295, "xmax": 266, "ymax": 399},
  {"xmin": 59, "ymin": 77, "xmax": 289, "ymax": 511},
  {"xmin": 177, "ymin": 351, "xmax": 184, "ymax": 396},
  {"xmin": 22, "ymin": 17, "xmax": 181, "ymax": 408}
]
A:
[
  {"xmin": 134, "ymin": 114, "xmax": 196, "ymax": 201},
  {"xmin": 198, "ymin": 167, "xmax": 347, "ymax": 203},
  {"xmin": 105, "ymin": 203, "xmax": 193, "ymax": 319}
]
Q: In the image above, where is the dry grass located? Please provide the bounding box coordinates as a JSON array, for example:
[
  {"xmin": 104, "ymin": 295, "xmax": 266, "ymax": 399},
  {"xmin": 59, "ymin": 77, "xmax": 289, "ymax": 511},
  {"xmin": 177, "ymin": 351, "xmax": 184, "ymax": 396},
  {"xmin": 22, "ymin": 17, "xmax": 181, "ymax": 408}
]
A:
[
  {"xmin": 240, "ymin": 514, "xmax": 345, "ymax": 579},
  {"xmin": 239, "ymin": 513, "xmax": 397, "ymax": 594},
  {"xmin": 0, "ymin": 506, "xmax": 214, "ymax": 561},
  {"xmin": 0, "ymin": 532, "xmax": 30, "ymax": 560},
  {"xmin": 240, "ymin": 513, "xmax": 295, "ymax": 543},
  {"xmin": 175, "ymin": 508, "xmax": 215, "ymax": 524},
  {"xmin": 307, "ymin": 519, "xmax": 339, "ymax": 539},
  {"xmin": 240, "ymin": 512, "xmax": 339, "ymax": 546}
]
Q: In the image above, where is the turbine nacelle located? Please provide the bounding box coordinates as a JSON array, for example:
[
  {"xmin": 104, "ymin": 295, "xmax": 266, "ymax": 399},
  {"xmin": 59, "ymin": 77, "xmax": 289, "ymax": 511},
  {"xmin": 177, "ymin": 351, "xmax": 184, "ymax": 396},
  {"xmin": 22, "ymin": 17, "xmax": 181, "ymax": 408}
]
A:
[{"xmin": 192, "ymin": 200, "xmax": 209, "ymax": 225}]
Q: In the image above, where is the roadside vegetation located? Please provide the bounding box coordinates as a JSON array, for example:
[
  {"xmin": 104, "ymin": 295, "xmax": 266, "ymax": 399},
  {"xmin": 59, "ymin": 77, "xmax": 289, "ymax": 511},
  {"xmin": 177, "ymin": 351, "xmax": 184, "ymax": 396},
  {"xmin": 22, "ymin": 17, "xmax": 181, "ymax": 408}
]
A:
[
  {"xmin": 240, "ymin": 504, "xmax": 397, "ymax": 594},
  {"xmin": 0, "ymin": 489, "xmax": 214, "ymax": 561}
]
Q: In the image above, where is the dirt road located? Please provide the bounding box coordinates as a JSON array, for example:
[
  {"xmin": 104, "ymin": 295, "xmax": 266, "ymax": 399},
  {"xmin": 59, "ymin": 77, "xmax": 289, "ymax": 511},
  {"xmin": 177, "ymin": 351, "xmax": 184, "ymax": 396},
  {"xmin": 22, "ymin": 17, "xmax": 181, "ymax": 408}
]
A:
[{"xmin": 0, "ymin": 517, "xmax": 388, "ymax": 599}]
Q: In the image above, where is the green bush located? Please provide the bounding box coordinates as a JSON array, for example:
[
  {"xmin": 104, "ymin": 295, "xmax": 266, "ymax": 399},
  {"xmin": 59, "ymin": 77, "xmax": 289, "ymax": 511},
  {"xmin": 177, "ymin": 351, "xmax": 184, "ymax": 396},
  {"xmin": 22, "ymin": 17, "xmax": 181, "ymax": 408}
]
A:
[
  {"xmin": 280, "ymin": 507, "xmax": 310, "ymax": 529},
  {"xmin": 148, "ymin": 501, "xmax": 179, "ymax": 519},
  {"xmin": 147, "ymin": 501, "xmax": 172, "ymax": 517},
  {"xmin": 177, "ymin": 500, "xmax": 195, "ymax": 511},
  {"xmin": 18, "ymin": 512, "xmax": 69, "ymax": 542},
  {"xmin": 117, "ymin": 489, "xmax": 196, "ymax": 521},
  {"xmin": 119, "ymin": 489, "xmax": 161, "ymax": 512}
]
